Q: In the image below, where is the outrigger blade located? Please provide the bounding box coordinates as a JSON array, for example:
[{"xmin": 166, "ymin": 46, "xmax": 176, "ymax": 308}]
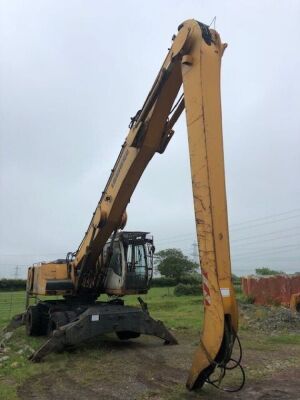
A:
[{"xmin": 29, "ymin": 303, "xmax": 177, "ymax": 362}]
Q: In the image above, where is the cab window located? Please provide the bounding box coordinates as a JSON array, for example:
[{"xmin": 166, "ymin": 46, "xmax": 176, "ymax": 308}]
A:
[{"xmin": 108, "ymin": 242, "xmax": 122, "ymax": 276}]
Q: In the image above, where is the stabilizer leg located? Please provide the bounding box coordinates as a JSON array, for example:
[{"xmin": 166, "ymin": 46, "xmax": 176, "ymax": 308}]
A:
[
  {"xmin": 4, "ymin": 313, "xmax": 26, "ymax": 332},
  {"xmin": 30, "ymin": 304, "xmax": 177, "ymax": 362}
]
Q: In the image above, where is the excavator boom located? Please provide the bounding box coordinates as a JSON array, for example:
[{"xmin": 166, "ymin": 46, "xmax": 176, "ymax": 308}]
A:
[
  {"xmin": 73, "ymin": 20, "xmax": 239, "ymax": 388},
  {"xmin": 20, "ymin": 19, "xmax": 241, "ymax": 391}
]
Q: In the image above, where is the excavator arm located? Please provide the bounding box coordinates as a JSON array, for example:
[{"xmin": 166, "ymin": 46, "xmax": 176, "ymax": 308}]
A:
[
  {"xmin": 70, "ymin": 19, "xmax": 239, "ymax": 390},
  {"xmin": 19, "ymin": 19, "xmax": 241, "ymax": 391}
]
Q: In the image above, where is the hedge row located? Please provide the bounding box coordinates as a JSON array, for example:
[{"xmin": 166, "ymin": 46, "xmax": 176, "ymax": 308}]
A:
[
  {"xmin": 174, "ymin": 283, "xmax": 241, "ymax": 297},
  {"xmin": 174, "ymin": 283, "xmax": 202, "ymax": 296},
  {"xmin": 151, "ymin": 274, "xmax": 202, "ymax": 287},
  {"xmin": 0, "ymin": 279, "xmax": 27, "ymax": 291},
  {"xmin": 151, "ymin": 277, "xmax": 177, "ymax": 287}
]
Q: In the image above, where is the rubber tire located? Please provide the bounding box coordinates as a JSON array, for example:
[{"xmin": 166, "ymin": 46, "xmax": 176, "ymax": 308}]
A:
[
  {"xmin": 26, "ymin": 306, "xmax": 43, "ymax": 336},
  {"xmin": 47, "ymin": 312, "xmax": 69, "ymax": 336}
]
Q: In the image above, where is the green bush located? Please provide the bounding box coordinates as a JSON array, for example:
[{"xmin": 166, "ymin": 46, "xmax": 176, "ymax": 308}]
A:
[
  {"xmin": 0, "ymin": 279, "xmax": 26, "ymax": 291},
  {"xmin": 151, "ymin": 274, "xmax": 202, "ymax": 287},
  {"xmin": 174, "ymin": 283, "xmax": 202, "ymax": 296},
  {"xmin": 255, "ymin": 267, "xmax": 285, "ymax": 276},
  {"xmin": 234, "ymin": 283, "xmax": 242, "ymax": 294},
  {"xmin": 179, "ymin": 274, "xmax": 202, "ymax": 285},
  {"xmin": 232, "ymin": 274, "xmax": 241, "ymax": 284},
  {"xmin": 239, "ymin": 294, "xmax": 255, "ymax": 304},
  {"xmin": 151, "ymin": 277, "xmax": 177, "ymax": 287}
]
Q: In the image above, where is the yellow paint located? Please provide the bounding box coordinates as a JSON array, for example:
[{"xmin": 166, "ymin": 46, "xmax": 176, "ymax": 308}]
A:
[
  {"xmin": 290, "ymin": 292, "xmax": 300, "ymax": 311},
  {"xmin": 27, "ymin": 19, "xmax": 238, "ymax": 389},
  {"xmin": 28, "ymin": 262, "xmax": 69, "ymax": 295}
]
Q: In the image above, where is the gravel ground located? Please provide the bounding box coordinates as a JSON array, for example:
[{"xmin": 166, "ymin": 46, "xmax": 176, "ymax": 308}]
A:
[
  {"xmin": 17, "ymin": 327, "xmax": 300, "ymax": 400},
  {"xmin": 239, "ymin": 303, "xmax": 300, "ymax": 333}
]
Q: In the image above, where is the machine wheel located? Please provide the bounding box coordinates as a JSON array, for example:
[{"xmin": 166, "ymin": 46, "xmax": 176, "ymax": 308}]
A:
[
  {"xmin": 26, "ymin": 305, "xmax": 43, "ymax": 336},
  {"xmin": 116, "ymin": 331, "xmax": 140, "ymax": 340},
  {"xmin": 47, "ymin": 312, "xmax": 69, "ymax": 336}
]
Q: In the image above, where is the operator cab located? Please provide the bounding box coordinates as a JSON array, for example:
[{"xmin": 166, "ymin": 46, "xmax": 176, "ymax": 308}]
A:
[{"xmin": 103, "ymin": 231, "xmax": 154, "ymax": 296}]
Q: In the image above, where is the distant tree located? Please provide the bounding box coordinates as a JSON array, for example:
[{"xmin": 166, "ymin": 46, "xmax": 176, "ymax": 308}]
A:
[
  {"xmin": 0, "ymin": 279, "xmax": 26, "ymax": 291},
  {"xmin": 156, "ymin": 248, "xmax": 198, "ymax": 282},
  {"xmin": 231, "ymin": 274, "xmax": 241, "ymax": 283},
  {"xmin": 255, "ymin": 267, "xmax": 285, "ymax": 276}
]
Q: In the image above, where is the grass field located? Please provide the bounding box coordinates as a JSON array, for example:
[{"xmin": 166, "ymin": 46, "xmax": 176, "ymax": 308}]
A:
[
  {"xmin": 0, "ymin": 288, "xmax": 204, "ymax": 331},
  {"xmin": 0, "ymin": 288, "xmax": 300, "ymax": 400},
  {"xmin": 0, "ymin": 287, "xmax": 203, "ymax": 400}
]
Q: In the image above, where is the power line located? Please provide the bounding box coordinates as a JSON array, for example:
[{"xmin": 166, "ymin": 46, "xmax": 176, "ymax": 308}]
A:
[
  {"xmin": 156, "ymin": 209, "xmax": 300, "ymax": 244},
  {"xmin": 0, "ymin": 263, "xmax": 29, "ymax": 267},
  {"xmin": 231, "ymin": 225, "xmax": 300, "ymax": 242},
  {"xmin": 0, "ymin": 252, "xmax": 65, "ymax": 257},
  {"xmin": 232, "ymin": 231, "xmax": 300, "ymax": 248},
  {"xmin": 1, "ymin": 208, "xmax": 300, "ymax": 263},
  {"xmin": 234, "ymin": 243, "xmax": 300, "ymax": 257},
  {"xmin": 156, "ymin": 232, "xmax": 195, "ymax": 243},
  {"xmin": 233, "ymin": 256, "xmax": 300, "ymax": 263},
  {"xmin": 232, "ymin": 243, "xmax": 300, "ymax": 258},
  {"xmin": 156, "ymin": 227, "xmax": 300, "ymax": 248},
  {"xmin": 230, "ymin": 214, "xmax": 300, "ymax": 232},
  {"xmin": 191, "ymin": 242, "xmax": 199, "ymax": 263},
  {"xmin": 14, "ymin": 265, "xmax": 19, "ymax": 279},
  {"xmin": 229, "ymin": 208, "xmax": 300, "ymax": 227}
]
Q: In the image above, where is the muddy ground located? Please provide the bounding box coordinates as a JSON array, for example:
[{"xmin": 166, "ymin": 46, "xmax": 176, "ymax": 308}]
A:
[{"xmin": 16, "ymin": 329, "xmax": 300, "ymax": 400}]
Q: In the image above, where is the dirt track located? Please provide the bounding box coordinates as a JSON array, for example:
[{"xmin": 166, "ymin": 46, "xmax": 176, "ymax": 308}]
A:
[{"xmin": 17, "ymin": 331, "xmax": 300, "ymax": 400}]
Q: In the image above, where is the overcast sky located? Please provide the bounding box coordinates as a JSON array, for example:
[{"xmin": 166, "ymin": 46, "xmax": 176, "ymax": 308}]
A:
[{"xmin": 1, "ymin": 0, "xmax": 300, "ymax": 278}]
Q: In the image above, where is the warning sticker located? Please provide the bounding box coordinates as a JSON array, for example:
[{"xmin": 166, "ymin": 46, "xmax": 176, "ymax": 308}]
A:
[
  {"xmin": 220, "ymin": 288, "xmax": 230, "ymax": 297},
  {"xmin": 202, "ymin": 271, "xmax": 211, "ymax": 306},
  {"xmin": 91, "ymin": 314, "xmax": 100, "ymax": 322}
]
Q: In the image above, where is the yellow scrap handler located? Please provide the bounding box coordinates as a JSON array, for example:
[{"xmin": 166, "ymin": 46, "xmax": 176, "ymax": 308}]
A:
[{"xmin": 12, "ymin": 20, "xmax": 243, "ymax": 391}]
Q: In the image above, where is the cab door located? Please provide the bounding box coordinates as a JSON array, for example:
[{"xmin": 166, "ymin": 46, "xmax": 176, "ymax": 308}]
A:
[
  {"xmin": 104, "ymin": 241, "xmax": 124, "ymax": 291},
  {"xmin": 124, "ymin": 243, "xmax": 148, "ymax": 291}
]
